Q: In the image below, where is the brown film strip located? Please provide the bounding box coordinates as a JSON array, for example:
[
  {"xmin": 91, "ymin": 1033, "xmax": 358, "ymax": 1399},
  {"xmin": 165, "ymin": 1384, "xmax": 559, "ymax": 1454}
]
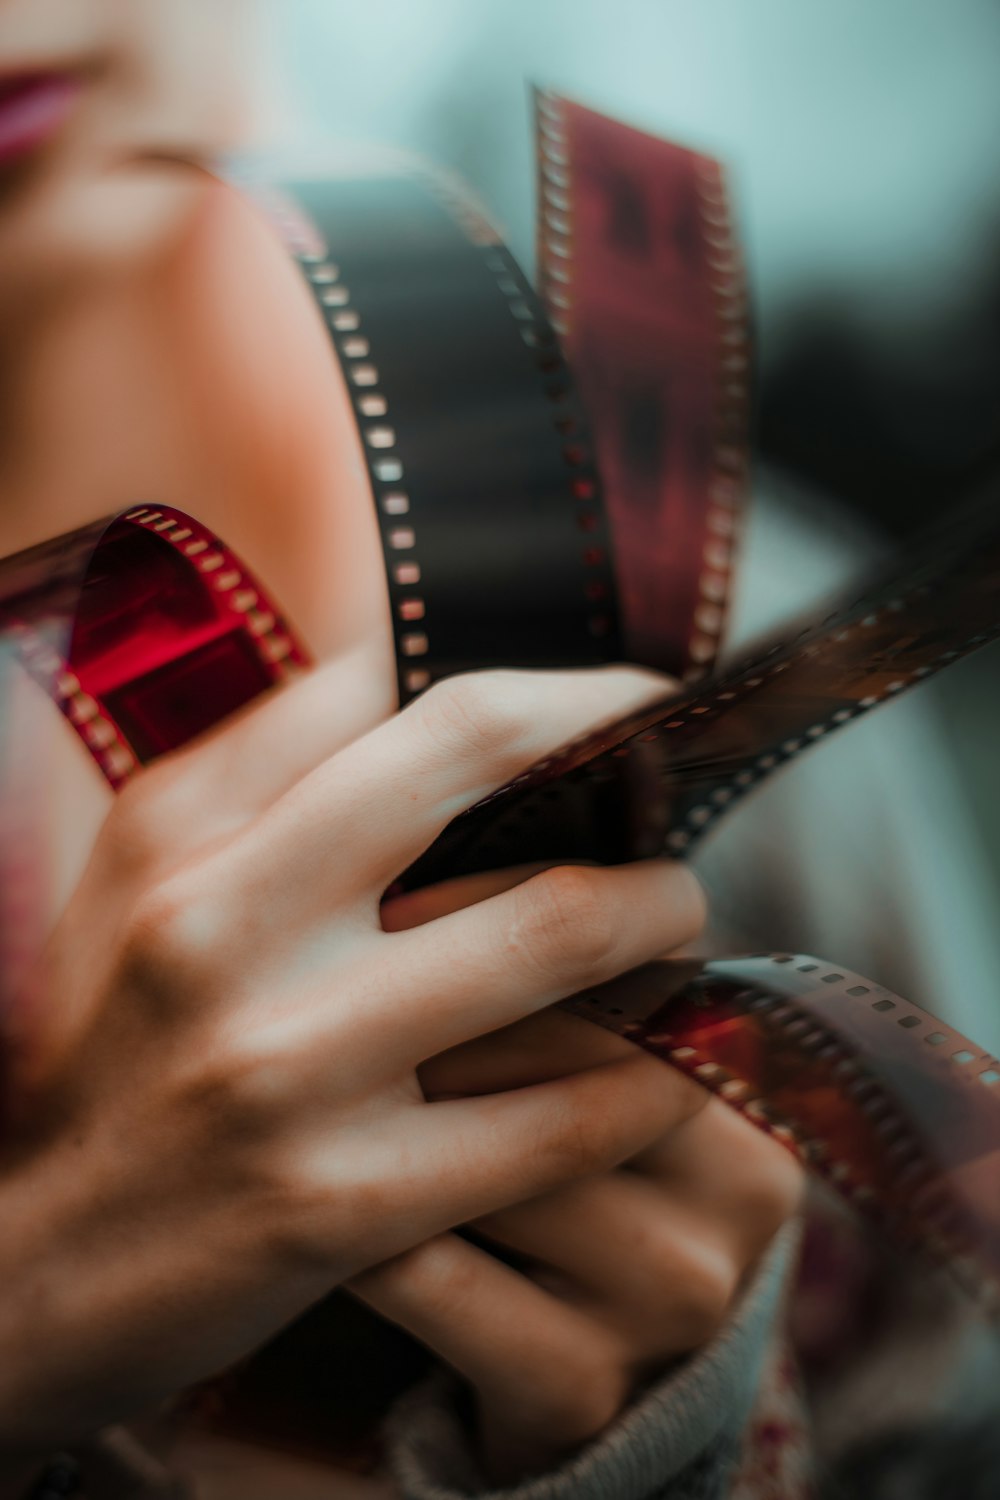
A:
[
  {"xmin": 0, "ymin": 94, "xmax": 997, "ymax": 1310},
  {"xmin": 409, "ymin": 486, "xmax": 1000, "ymax": 883}
]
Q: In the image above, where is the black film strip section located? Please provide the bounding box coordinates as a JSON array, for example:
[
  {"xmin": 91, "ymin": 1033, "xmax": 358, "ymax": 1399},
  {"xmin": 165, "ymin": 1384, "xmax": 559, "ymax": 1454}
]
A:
[{"xmin": 282, "ymin": 171, "xmax": 621, "ymax": 706}]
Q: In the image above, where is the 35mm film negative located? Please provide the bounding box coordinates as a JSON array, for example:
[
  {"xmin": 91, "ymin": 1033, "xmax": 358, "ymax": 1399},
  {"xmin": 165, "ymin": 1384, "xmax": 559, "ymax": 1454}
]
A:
[
  {"xmin": 564, "ymin": 955, "xmax": 1000, "ymax": 1314},
  {"xmin": 257, "ymin": 160, "xmax": 621, "ymax": 707},
  {"xmin": 410, "ymin": 481, "xmax": 1000, "ymax": 882},
  {"xmin": 1, "ymin": 506, "xmax": 304, "ymax": 790},
  {"xmin": 535, "ymin": 91, "xmax": 750, "ymax": 680},
  {"xmin": 0, "ymin": 96, "xmax": 998, "ymax": 1311}
]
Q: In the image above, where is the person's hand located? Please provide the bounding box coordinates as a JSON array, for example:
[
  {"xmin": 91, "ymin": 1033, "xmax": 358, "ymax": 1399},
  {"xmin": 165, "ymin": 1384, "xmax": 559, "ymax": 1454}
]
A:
[
  {"xmin": 355, "ymin": 882, "xmax": 804, "ymax": 1486},
  {"xmin": 0, "ymin": 660, "xmax": 706, "ymax": 1457},
  {"xmin": 356, "ymin": 1032, "xmax": 803, "ymax": 1485}
]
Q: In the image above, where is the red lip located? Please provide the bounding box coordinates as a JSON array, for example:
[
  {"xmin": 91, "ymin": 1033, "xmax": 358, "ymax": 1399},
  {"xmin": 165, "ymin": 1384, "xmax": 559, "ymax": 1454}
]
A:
[{"xmin": 0, "ymin": 72, "xmax": 83, "ymax": 166}]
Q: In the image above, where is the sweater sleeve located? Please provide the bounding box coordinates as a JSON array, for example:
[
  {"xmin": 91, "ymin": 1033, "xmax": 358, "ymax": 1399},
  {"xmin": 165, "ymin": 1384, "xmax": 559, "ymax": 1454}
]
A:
[{"xmin": 382, "ymin": 1225, "xmax": 800, "ymax": 1500}]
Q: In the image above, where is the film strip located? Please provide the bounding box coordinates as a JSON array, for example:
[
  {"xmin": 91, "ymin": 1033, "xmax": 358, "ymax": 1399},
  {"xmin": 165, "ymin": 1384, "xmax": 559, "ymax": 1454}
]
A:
[
  {"xmin": 254, "ymin": 160, "xmax": 621, "ymax": 708},
  {"xmin": 409, "ymin": 485, "xmax": 1000, "ymax": 883},
  {"xmin": 563, "ymin": 954, "xmax": 1000, "ymax": 1313},
  {"xmin": 255, "ymin": 92, "xmax": 745, "ymax": 701},
  {"xmin": 0, "ymin": 506, "xmax": 306, "ymax": 789},
  {"xmin": 535, "ymin": 92, "xmax": 749, "ymax": 680},
  {"xmin": 0, "ymin": 96, "xmax": 997, "ymax": 1311},
  {"xmin": 2, "ymin": 484, "xmax": 998, "ymax": 1307}
]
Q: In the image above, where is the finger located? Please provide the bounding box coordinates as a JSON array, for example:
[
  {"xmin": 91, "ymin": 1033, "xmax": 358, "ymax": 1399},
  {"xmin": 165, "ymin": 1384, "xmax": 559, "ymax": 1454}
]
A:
[
  {"xmin": 389, "ymin": 859, "xmax": 706, "ymax": 1059},
  {"xmin": 381, "ymin": 863, "xmax": 550, "ymax": 933},
  {"xmin": 175, "ymin": 643, "xmax": 394, "ymax": 820},
  {"xmin": 349, "ymin": 1234, "xmax": 628, "ymax": 1453},
  {"xmin": 240, "ymin": 666, "xmax": 675, "ymax": 914},
  {"xmin": 396, "ymin": 1052, "xmax": 707, "ymax": 1241},
  {"xmin": 472, "ymin": 1171, "xmax": 744, "ymax": 1361},
  {"xmin": 111, "ymin": 648, "xmax": 393, "ymax": 870},
  {"xmin": 625, "ymin": 1097, "xmax": 805, "ymax": 1261},
  {"xmin": 420, "ymin": 1007, "xmax": 635, "ymax": 1100}
]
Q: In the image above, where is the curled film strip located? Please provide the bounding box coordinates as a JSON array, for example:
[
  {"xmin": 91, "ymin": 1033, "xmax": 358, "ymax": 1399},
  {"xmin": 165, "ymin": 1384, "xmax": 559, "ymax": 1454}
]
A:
[
  {"xmin": 2, "ymin": 498, "xmax": 998, "ymax": 1309},
  {"xmin": 535, "ymin": 91, "xmax": 749, "ymax": 680},
  {"xmin": 255, "ymin": 91, "xmax": 747, "ymax": 700},
  {"xmin": 0, "ymin": 506, "xmax": 306, "ymax": 789},
  {"xmin": 409, "ymin": 483, "xmax": 1000, "ymax": 883},
  {"xmin": 250, "ymin": 155, "xmax": 621, "ymax": 708},
  {"xmin": 563, "ymin": 955, "xmax": 1000, "ymax": 1315},
  {"xmin": 0, "ymin": 96, "xmax": 997, "ymax": 1307}
]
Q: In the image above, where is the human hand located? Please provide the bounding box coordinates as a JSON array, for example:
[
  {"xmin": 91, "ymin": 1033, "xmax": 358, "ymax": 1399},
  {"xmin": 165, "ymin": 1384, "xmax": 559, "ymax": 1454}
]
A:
[
  {"xmin": 356, "ymin": 880, "xmax": 803, "ymax": 1485},
  {"xmin": 0, "ymin": 661, "xmax": 706, "ymax": 1456}
]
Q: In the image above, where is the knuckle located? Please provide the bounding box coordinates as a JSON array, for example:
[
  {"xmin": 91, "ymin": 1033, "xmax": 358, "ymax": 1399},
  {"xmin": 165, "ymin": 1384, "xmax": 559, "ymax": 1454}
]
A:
[
  {"xmin": 183, "ymin": 1031, "xmax": 295, "ymax": 1134},
  {"xmin": 103, "ymin": 783, "xmax": 165, "ymax": 876},
  {"xmin": 418, "ymin": 671, "xmax": 530, "ymax": 765},
  {"xmin": 119, "ymin": 875, "xmax": 223, "ymax": 1001},
  {"xmin": 104, "ymin": 768, "xmax": 192, "ymax": 877},
  {"xmin": 183, "ymin": 1116, "xmax": 349, "ymax": 1271},
  {"xmin": 397, "ymin": 1237, "xmax": 471, "ymax": 1319},
  {"xmin": 512, "ymin": 867, "xmax": 617, "ymax": 982},
  {"xmin": 534, "ymin": 1342, "xmax": 629, "ymax": 1444},
  {"xmin": 737, "ymin": 1149, "xmax": 805, "ymax": 1241},
  {"xmin": 674, "ymin": 1248, "xmax": 740, "ymax": 1348},
  {"xmin": 257, "ymin": 1173, "xmax": 339, "ymax": 1267},
  {"xmin": 705, "ymin": 1102, "xmax": 805, "ymax": 1246},
  {"xmin": 569, "ymin": 1365, "xmax": 629, "ymax": 1441},
  {"xmin": 259, "ymin": 1169, "xmax": 345, "ymax": 1267}
]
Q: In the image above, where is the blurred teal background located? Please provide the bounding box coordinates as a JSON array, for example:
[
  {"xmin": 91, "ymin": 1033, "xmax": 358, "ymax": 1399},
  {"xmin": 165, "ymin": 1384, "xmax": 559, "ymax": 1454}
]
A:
[
  {"xmin": 262, "ymin": 0, "xmax": 1000, "ymax": 389},
  {"xmin": 258, "ymin": 0, "xmax": 1000, "ymax": 1045}
]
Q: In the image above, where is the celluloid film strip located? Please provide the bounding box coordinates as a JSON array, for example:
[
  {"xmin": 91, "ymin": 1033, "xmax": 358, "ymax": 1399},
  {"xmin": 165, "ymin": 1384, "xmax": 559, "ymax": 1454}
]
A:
[
  {"xmin": 535, "ymin": 91, "xmax": 749, "ymax": 680},
  {"xmin": 562, "ymin": 955, "xmax": 1000, "ymax": 1314},
  {"xmin": 2, "ymin": 490, "xmax": 1000, "ymax": 1306},
  {"xmin": 257, "ymin": 165, "xmax": 622, "ymax": 706},
  {"xmin": 0, "ymin": 93, "xmax": 997, "ymax": 1309},
  {"xmin": 0, "ymin": 506, "xmax": 307, "ymax": 789},
  {"xmin": 410, "ymin": 486, "xmax": 1000, "ymax": 883}
]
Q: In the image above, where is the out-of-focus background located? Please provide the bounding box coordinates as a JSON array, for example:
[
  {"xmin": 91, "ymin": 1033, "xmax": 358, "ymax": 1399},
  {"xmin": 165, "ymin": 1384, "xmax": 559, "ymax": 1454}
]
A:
[{"xmin": 258, "ymin": 0, "xmax": 1000, "ymax": 1044}]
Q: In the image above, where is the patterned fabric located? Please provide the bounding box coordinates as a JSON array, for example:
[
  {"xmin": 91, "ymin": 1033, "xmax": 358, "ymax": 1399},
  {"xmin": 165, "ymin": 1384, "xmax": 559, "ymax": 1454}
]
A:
[{"xmin": 729, "ymin": 1346, "xmax": 814, "ymax": 1500}]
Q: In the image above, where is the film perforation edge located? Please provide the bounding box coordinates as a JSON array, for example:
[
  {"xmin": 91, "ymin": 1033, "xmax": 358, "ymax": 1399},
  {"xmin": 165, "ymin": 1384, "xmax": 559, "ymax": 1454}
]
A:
[
  {"xmin": 294, "ymin": 214, "xmax": 435, "ymax": 700},
  {"xmin": 269, "ymin": 161, "xmax": 623, "ymax": 693},
  {"xmin": 534, "ymin": 90, "xmax": 752, "ymax": 680},
  {"xmin": 563, "ymin": 953, "xmax": 1000, "ymax": 1315},
  {"xmin": 9, "ymin": 505, "xmax": 306, "ymax": 785},
  {"xmin": 691, "ymin": 154, "xmax": 750, "ymax": 682},
  {"xmin": 420, "ymin": 149, "xmax": 619, "ymax": 648}
]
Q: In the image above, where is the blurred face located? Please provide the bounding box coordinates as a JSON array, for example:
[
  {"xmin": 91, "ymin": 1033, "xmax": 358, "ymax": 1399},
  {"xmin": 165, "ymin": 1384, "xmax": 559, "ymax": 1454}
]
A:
[{"xmin": 0, "ymin": 0, "xmax": 252, "ymax": 299}]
